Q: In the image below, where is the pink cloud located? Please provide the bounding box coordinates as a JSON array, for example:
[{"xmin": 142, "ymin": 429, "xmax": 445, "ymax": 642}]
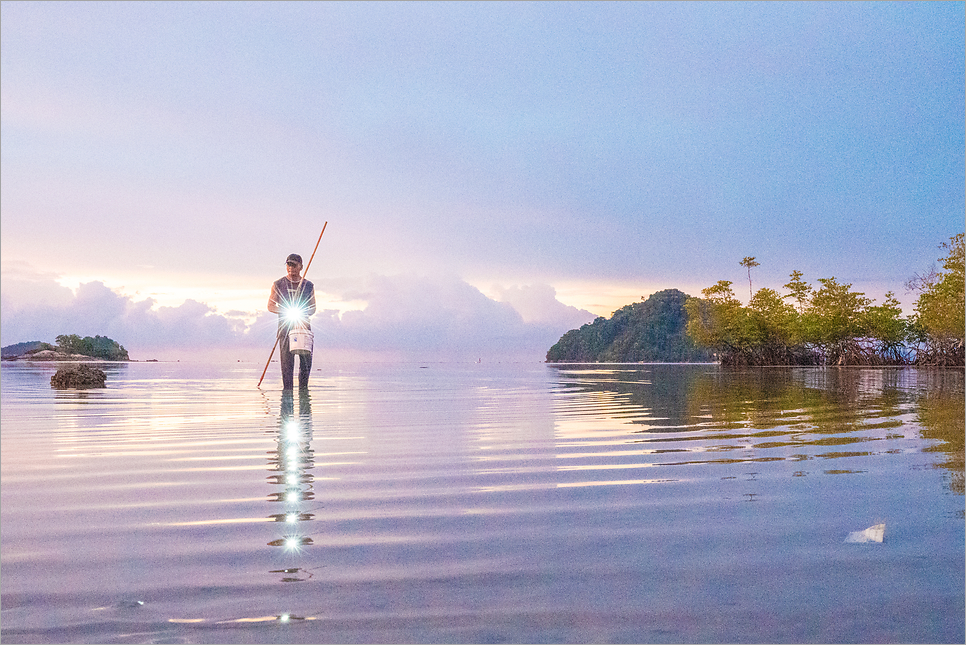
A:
[{"xmin": 1, "ymin": 274, "xmax": 594, "ymax": 362}]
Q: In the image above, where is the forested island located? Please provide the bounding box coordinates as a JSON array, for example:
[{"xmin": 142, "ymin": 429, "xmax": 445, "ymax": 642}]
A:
[
  {"xmin": 546, "ymin": 289, "xmax": 714, "ymax": 363},
  {"xmin": 2, "ymin": 334, "xmax": 130, "ymax": 361},
  {"xmin": 548, "ymin": 234, "xmax": 964, "ymax": 367}
]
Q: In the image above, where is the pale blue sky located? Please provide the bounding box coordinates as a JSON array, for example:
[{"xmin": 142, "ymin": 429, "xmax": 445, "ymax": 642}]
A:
[{"xmin": 1, "ymin": 2, "xmax": 963, "ymax": 359}]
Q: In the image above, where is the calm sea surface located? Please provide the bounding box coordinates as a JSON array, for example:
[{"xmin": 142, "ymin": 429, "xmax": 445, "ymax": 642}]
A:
[{"xmin": 1, "ymin": 361, "xmax": 963, "ymax": 644}]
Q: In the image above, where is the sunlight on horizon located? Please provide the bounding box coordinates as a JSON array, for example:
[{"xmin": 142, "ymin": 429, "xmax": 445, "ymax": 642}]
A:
[
  {"xmin": 48, "ymin": 270, "xmax": 645, "ymax": 320},
  {"xmin": 45, "ymin": 272, "xmax": 921, "ymax": 324}
]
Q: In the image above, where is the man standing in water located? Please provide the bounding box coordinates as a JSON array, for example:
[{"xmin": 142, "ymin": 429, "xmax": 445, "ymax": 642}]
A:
[{"xmin": 268, "ymin": 253, "xmax": 317, "ymax": 390}]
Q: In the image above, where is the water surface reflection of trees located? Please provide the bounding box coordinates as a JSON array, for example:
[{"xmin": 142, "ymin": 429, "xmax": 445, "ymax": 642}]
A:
[
  {"xmin": 914, "ymin": 371, "xmax": 965, "ymax": 495},
  {"xmin": 551, "ymin": 365, "xmax": 964, "ymax": 494}
]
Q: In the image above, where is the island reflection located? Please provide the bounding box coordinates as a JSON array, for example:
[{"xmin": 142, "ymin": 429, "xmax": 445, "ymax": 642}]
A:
[{"xmin": 550, "ymin": 365, "xmax": 964, "ymax": 494}]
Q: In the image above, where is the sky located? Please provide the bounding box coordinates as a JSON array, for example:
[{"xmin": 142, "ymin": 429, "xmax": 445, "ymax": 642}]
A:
[{"xmin": 2, "ymin": 1, "xmax": 963, "ymax": 361}]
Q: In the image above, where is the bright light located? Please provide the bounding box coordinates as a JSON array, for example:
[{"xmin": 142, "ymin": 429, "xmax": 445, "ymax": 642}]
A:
[
  {"xmin": 286, "ymin": 513, "xmax": 298, "ymax": 523},
  {"xmin": 285, "ymin": 537, "xmax": 299, "ymax": 550},
  {"xmin": 283, "ymin": 306, "xmax": 307, "ymax": 323},
  {"xmin": 287, "ymin": 491, "xmax": 299, "ymax": 502}
]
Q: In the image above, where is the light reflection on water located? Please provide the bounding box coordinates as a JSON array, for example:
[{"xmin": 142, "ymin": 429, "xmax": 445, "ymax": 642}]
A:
[
  {"xmin": 265, "ymin": 390, "xmax": 316, "ymax": 582},
  {"xmin": 0, "ymin": 361, "xmax": 962, "ymax": 643}
]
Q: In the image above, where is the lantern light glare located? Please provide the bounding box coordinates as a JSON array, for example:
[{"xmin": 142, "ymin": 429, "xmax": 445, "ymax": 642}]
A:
[{"xmin": 283, "ymin": 306, "xmax": 308, "ymax": 324}]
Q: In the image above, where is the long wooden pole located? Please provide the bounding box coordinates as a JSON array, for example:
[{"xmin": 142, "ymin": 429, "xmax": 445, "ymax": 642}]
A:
[{"xmin": 258, "ymin": 222, "xmax": 328, "ymax": 387}]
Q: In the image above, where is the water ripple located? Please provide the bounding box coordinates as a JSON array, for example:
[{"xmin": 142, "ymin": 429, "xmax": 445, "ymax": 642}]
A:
[{"xmin": 1, "ymin": 362, "xmax": 962, "ymax": 643}]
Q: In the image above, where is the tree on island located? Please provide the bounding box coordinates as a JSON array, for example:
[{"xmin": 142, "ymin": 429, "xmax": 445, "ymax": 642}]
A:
[
  {"xmin": 906, "ymin": 233, "xmax": 965, "ymax": 366},
  {"xmin": 739, "ymin": 256, "xmax": 759, "ymax": 300},
  {"xmin": 55, "ymin": 334, "xmax": 130, "ymax": 361},
  {"xmin": 684, "ymin": 234, "xmax": 964, "ymax": 366}
]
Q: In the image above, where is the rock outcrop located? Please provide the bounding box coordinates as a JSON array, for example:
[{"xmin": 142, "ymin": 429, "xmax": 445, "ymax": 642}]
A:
[{"xmin": 50, "ymin": 364, "xmax": 107, "ymax": 389}]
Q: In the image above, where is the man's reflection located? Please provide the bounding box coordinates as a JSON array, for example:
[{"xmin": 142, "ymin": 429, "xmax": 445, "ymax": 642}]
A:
[{"xmin": 267, "ymin": 390, "xmax": 315, "ymax": 582}]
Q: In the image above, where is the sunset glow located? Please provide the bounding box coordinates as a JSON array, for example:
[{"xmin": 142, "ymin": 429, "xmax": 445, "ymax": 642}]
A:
[{"xmin": 2, "ymin": 3, "xmax": 961, "ymax": 361}]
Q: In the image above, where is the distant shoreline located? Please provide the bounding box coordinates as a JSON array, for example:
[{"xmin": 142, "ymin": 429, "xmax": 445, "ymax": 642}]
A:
[
  {"xmin": 1, "ymin": 349, "xmax": 132, "ymax": 362},
  {"xmin": 2, "ymin": 337, "xmax": 133, "ymax": 362},
  {"xmin": 3, "ymin": 350, "xmax": 106, "ymax": 362}
]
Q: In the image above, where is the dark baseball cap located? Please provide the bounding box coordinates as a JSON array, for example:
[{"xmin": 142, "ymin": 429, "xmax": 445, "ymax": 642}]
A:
[{"xmin": 285, "ymin": 253, "xmax": 303, "ymax": 265}]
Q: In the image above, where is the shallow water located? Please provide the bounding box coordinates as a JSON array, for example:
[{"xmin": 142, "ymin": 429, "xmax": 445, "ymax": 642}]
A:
[{"xmin": 1, "ymin": 361, "xmax": 963, "ymax": 644}]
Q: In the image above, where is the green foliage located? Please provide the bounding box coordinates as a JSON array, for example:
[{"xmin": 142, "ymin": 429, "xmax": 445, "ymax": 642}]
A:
[
  {"xmin": 687, "ymin": 280, "xmax": 816, "ymax": 365},
  {"xmin": 547, "ymin": 289, "xmax": 714, "ymax": 363},
  {"xmin": 686, "ymin": 265, "xmax": 921, "ymax": 366},
  {"xmin": 909, "ymin": 233, "xmax": 965, "ymax": 365},
  {"xmin": 55, "ymin": 334, "xmax": 130, "ymax": 361},
  {"xmin": 801, "ymin": 277, "xmax": 872, "ymax": 364},
  {"xmin": 783, "ymin": 270, "xmax": 812, "ymax": 313},
  {"xmin": 685, "ymin": 281, "xmax": 755, "ymax": 362},
  {"xmin": 864, "ymin": 292, "xmax": 908, "ymax": 363},
  {"xmin": 747, "ymin": 287, "xmax": 801, "ymax": 363}
]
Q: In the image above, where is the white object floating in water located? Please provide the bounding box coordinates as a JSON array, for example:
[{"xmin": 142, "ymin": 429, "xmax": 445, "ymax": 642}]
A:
[{"xmin": 845, "ymin": 523, "xmax": 885, "ymax": 543}]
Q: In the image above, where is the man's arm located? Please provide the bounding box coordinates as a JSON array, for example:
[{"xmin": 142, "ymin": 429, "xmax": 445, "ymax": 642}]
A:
[
  {"xmin": 268, "ymin": 283, "xmax": 280, "ymax": 314},
  {"xmin": 305, "ymin": 283, "xmax": 317, "ymax": 316}
]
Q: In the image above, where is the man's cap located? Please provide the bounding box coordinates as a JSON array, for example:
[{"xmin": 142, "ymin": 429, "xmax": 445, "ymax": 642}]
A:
[{"xmin": 286, "ymin": 253, "xmax": 303, "ymax": 265}]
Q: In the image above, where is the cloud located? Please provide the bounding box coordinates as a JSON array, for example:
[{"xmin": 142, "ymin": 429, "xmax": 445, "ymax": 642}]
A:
[
  {"xmin": 308, "ymin": 274, "xmax": 596, "ymax": 360},
  {"xmin": 491, "ymin": 283, "xmax": 595, "ymax": 328},
  {"xmin": 0, "ymin": 274, "xmax": 593, "ymax": 361},
  {"xmin": 0, "ymin": 279, "xmax": 256, "ymax": 356}
]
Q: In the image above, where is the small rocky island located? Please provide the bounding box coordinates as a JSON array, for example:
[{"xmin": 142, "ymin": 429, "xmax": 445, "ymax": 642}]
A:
[
  {"xmin": 2, "ymin": 335, "xmax": 130, "ymax": 362},
  {"xmin": 50, "ymin": 364, "xmax": 108, "ymax": 389},
  {"xmin": 3, "ymin": 335, "xmax": 130, "ymax": 390}
]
